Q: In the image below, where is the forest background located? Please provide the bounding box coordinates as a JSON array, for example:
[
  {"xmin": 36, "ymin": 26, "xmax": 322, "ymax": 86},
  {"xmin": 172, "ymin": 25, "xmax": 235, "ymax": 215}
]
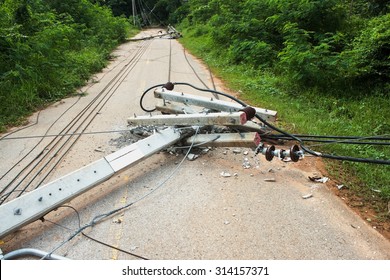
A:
[{"xmin": 0, "ymin": 0, "xmax": 389, "ymax": 222}]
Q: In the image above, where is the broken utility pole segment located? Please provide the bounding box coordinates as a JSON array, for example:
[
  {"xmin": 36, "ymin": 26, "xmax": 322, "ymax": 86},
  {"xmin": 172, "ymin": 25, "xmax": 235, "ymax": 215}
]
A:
[
  {"xmin": 0, "ymin": 128, "xmax": 182, "ymax": 239},
  {"xmin": 154, "ymin": 89, "xmax": 277, "ymax": 122},
  {"xmin": 128, "ymin": 112, "xmax": 247, "ymax": 127},
  {"xmin": 184, "ymin": 132, "xmax": 261, "ymax": 148}
]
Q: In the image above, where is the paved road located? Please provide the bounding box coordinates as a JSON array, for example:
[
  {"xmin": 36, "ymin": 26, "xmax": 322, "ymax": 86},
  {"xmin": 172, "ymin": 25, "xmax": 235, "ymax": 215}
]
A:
[{"xmin": 1, "ymin": 29, "xmax": 389, "ymax": 260}]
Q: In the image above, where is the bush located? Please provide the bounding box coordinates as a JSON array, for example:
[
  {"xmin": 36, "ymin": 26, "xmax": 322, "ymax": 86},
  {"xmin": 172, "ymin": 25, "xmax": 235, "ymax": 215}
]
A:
[{"xmin": 345, "ymin": 13, "xmax": 390, "ymax": 85}]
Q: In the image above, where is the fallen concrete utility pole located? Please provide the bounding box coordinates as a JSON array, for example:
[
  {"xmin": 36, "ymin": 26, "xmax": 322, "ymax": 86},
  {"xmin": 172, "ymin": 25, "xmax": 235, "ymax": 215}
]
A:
[
  {"xmin": 0, "ymin": 128, "xmax": 181, "ymax": 239},
  {"xmin": 0, "ymin": 86, "xmax": 297, "ymax": 240}
]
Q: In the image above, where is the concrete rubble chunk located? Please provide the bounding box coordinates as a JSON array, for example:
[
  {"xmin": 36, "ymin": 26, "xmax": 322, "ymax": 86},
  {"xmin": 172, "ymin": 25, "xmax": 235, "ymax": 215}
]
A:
[
  {"xmin": 337, "ymin": 184, "xmax": 345, "ymax": 190},
  {"xmin": 220, "ymin": 171, "xmax": 231, "ymax": 177},
  {"xmin": 187, "ymin": 153, "xmax": 199, "ymax": 161},
  {"xmin": 242, "ymin": 158, "xmax": 251, "ymax": 169},
  {"xmin": 309, "ymin": 176, "xmax": 329, "ymax": 183},
  {"xmin": 302, "ymin": 194, "xmax": 313, "ymax": 199}
]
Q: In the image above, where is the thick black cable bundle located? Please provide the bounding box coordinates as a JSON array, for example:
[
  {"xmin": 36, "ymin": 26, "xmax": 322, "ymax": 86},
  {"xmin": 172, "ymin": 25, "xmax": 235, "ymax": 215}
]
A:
[{"xmin": 140, "ymin": 82, "xmax": 390, "ymax": 165}]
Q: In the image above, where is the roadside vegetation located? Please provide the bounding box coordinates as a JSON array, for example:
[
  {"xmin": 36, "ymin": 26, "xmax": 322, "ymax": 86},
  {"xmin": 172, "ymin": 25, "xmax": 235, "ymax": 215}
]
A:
[
  {"xmin": 173, "ymin": 0, "xmax": 390, "ymax": 218},
  {"xmin": 0, "ymin": 0, "xmax": 137, "ymax": 131}
]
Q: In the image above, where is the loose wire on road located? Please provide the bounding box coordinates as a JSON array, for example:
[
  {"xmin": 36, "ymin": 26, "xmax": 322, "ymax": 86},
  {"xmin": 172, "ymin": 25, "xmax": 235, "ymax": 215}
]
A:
[
  {"xmin": 41, "ymin": 127, "xmax": 200, "ymax": 260},
  {"xmin": 41, "ymin": 205, "xmax": 148, "ymax": 260},
  {"xmin": 0, "ymin": 129, "xmax": 133, "ymax": 141},
  {"xmin": 0, "ymin": 96, "xmax": 82, "ymax": 196},
  {"xmin": 0, "ymin": 39, "xmax": 153, "ymax": 204}
]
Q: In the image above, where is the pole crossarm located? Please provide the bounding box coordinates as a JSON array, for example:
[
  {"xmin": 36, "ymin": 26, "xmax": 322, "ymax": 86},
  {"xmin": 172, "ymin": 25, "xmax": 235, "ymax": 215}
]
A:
[
  {"xmin": 154, "ymin": 89, "xmax": 277, "ymax": 122},
  {"xmin": 128, "ymin": 112, "xmax": 247, "ymax": 127}
]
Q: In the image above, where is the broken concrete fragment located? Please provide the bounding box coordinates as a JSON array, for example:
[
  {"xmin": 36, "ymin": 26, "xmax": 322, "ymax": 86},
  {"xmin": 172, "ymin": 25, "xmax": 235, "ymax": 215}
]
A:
[
  {"xmin": 337, "ymin": 184, "xmax": 345, "ymax": 190},
  {"xmin": 309, "ymin": 176, "xmax": 329, "ymax": 183},
  {"xmin": 302, "ymin": 194, "xmax": 313, "ymax": 199},
  {"xmin": 242, "ymin": 158, "xmax": 251, "ymax": 169},
  {"xmin": 220, "ymin": 171, "xmax": 232, "ymax": 177},
  {"xmin": 232, "ymin": 148, "xmax": 242, "ymax": 154},
  {"xmin": 187, "ymin": 153, "xmax": 199, "ymax": 161}
]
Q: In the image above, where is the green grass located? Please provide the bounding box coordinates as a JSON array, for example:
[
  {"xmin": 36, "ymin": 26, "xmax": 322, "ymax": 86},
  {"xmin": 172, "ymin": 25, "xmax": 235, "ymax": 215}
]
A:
[{"xmin": 179, "ymin": 29, "xmax": 390, "ymax": 217}]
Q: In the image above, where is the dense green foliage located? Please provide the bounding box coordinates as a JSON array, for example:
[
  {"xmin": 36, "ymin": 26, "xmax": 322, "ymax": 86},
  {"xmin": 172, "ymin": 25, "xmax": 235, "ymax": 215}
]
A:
[
  {"xmin": 175, "ymin": 0, "xmax": 390, "ymax": 206},
  {"xmin": 177, "ymin": 0, "xmax": 389, "ymax": 89},
  {"xmin": 0, "ymin": 0, "xmax": 132, "ymax": 129}
]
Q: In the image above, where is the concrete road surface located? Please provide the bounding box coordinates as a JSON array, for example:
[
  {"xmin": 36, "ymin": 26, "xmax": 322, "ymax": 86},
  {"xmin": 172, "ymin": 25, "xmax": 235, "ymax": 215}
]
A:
[{"xmin": 1, "ymin": 29, "xmax": 389, "ymax": 260}]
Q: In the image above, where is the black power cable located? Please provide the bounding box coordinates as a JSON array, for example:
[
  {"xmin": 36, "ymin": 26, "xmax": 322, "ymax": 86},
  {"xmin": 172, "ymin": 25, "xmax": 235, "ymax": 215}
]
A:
[
  {"xmin": 139, "ymin": 82, "xmax": 390, "ymax": 165},
  {"xmin": 262, "ymin": 135, "xmax": 390, "ymax": 146}
]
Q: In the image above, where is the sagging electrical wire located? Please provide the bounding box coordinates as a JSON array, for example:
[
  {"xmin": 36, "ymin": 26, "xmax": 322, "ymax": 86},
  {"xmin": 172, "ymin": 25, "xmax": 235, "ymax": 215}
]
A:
[
  {"xmin": 0, "ymin": 129, "xmax": 133, "ymax": 141},
  {"xmin": 41, "ymin": 205, "xmax": 148, "ymax": 260},
  {"xmin": 139, "ymin": 82, "xmax": 390, "ymax": 165},
  {"xmin": 262, "ymin": 134, "xmax": 390, "ymax": 146},
  {"xmin": 41, "ymin": 127, "xmax": 201, "ymax": 260}
]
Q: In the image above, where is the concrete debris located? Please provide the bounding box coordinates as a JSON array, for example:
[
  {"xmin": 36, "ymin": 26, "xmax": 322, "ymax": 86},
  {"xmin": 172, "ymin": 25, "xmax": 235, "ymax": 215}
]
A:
[
  {"xmin": 302, "ymin": 194, "xmax": 313, "ymax": 199},
  {"xmin": 242, "ymin": 158, "xmax": 251, "ymax": 169},
  {"xmin": 243, "ymin": 151, "xmax": 249, "ymax": 155},
  {"xmin": 224, "ymin": 220, "xmax": 230, "ymax": 225},
  {"xmin": 187, "ymin": 153, "xmax": 199, "ymax": 161},
  {"xmin": 337, "ymin": 184, "xmax": 345, "ymax": 190},
  {"xmin": 223, "ymin": 150, "xmax": 228, "ymax": 155},
  {"xmin": 264, "ymin": 178, "xmax": 276, "ymax": 182},
  {"xmin": 94, "ymin": 148, "xmax": 104, "ymax": 153},
  {"xmin": 220, "ymin": 171, "xmax": 232, "ymax": 177},
  {"xmin": 232, "ymin": 148, "xmax": 242, "ymax": 154},
  {"xmin": 309, "ymin": 176, "xmax": 329, "ymax": 183}
]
